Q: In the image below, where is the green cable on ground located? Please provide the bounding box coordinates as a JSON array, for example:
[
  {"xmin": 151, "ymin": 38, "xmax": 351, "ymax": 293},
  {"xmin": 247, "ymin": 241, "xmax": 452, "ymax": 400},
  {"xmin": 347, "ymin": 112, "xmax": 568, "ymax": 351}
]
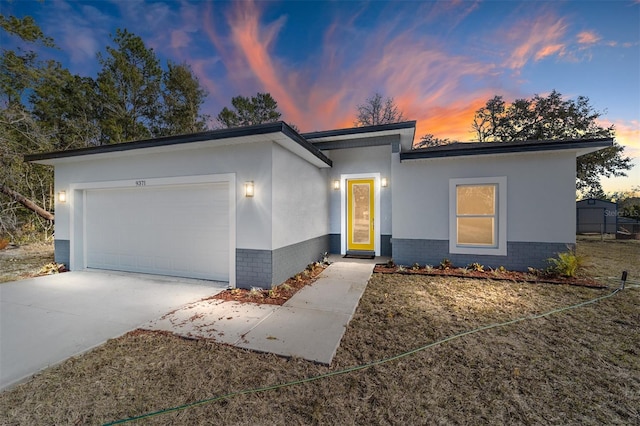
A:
[{"xmin": 104, "ymin": 285, "xmax": 630, "ymax": 425}]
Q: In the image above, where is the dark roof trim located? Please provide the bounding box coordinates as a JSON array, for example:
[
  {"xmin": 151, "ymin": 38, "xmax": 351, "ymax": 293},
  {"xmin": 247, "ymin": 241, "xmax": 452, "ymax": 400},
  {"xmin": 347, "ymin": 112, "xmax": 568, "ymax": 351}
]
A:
[
  {"xmin": 302, "ymin": 120, "xmax": 416, "ymax": 140},
  {"xmin": 576, "ymin": 198, "xmax": 616, "ymax": 205},
  {"xmin": 280, "ymin": 122, "xmax": 332, "ymax": 166},
  {"xmin": 400, "ymin": 138, "xmax": 614, "ymax": 161},
  {"xmin": 312, "ymin": 134, "xmax": 400, "ymax": 151},
  {"xmin": 24, "ymin": 122, "xmax": 332, "ymax": 167}
]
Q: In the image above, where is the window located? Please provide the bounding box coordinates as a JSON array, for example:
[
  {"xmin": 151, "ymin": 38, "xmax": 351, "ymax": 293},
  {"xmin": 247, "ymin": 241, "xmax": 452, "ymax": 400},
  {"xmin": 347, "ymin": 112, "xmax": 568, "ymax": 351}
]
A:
[
  {"xmin": 449, "ymin": 177, "xmax": 507, "ymax": 256},
  {"xmin": 456, "ymin": 184, "xmax": 496, "ymax": 246}
]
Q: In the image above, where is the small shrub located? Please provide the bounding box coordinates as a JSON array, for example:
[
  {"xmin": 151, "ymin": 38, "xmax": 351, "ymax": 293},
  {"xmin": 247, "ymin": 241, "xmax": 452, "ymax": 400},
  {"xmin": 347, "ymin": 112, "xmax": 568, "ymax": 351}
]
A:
[
  {"xmin": 412, "ymin": 263, "xmax": 421, "ymax": 270},
  {"xmin": 397, "ymin": 265, "xmax": 407, "ymax": 273},
  {"xmin": 385, "ymin": 259, "xmax": 396, "ymax": 268},
  {"xmin": 468, "ymin": 262, "xmax": 485, "ymax": 272},
  {"xmin": 527, "ymin": 267, "xmax": 541, "ymax": 276},
  {"xmin": 38, "ymin": 263, "xmax": 65, "ymax": 275},
  {"xmin": 280, "ymin": 283, "xmax": 292, "ymax": 292},
  {"xmin": 440, "ymin": 259, "xmax": 453, "ymax": 270},
  {"xmin": 490, "ymin": 266, "xmax": 506, "ymax": 277},
  {"xmin": 459, "ymin": 267, "xmax": 470, "ymax": 275},
  {"xmin": 424, "ymin": 265, "xmax": 434, "ymax": 271},
  {"xmin": 249, "ymin": 287, "xmax": 265, "ymax": 298},
  {"xmin": 547, "ymin": 249, "xmax": 584, "ymax": 277}
]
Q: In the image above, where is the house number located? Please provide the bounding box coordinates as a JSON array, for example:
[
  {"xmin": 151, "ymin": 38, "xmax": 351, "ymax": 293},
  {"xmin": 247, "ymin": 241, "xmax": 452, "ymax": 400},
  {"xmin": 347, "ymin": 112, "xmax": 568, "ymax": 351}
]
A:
[{"xmin": 135, "ymin": 180, "xmax": 146, "ymax": 186}]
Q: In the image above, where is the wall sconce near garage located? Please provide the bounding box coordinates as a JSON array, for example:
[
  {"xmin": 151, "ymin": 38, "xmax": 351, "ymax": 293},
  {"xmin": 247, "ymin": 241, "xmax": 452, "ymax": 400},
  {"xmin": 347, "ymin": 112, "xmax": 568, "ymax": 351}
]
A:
[
  {"xmin": 244, "ymin": 181, "xmax": 255, "ymax": 198},
  {"xmin": 381, "ymin": 177, "xmax": 389, "ymax": 188},
  {"xmin": 333, "ymin": 180, "xmax": 340, "ymax": 190},
  {"xmin": 57, "ymin": 190, "xmax": 67, "ymax": 203}
]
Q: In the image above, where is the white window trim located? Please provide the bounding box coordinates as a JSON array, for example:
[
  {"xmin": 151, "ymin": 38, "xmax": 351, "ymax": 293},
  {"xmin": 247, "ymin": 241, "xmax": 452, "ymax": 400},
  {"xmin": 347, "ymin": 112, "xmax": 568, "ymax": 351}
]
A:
[{"xmin": 449, "ymin": 177, "xmax": 507, "ymax": 256}]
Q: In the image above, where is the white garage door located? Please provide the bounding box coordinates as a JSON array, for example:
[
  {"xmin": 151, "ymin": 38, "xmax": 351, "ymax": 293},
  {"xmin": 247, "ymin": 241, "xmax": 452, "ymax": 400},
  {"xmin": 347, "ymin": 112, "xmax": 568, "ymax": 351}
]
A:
[{"xmin": 85, "ymin": 183, "xmax": 229, "ymax": 281}]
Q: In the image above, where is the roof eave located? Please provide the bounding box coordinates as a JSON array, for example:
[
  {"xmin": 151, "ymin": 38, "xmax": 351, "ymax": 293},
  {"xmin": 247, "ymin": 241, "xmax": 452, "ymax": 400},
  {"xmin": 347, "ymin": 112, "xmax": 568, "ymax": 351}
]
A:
[
  {"xmin": 399, "ymin": 139, "xmax": 614, "ymax": 161},
  {"xmin": 302, "ymin": 120, "xmax": 416, "ymax": 141},
  {"xmin": 25, "ymin": 122, "xmax": 332, "ymax": 168}
]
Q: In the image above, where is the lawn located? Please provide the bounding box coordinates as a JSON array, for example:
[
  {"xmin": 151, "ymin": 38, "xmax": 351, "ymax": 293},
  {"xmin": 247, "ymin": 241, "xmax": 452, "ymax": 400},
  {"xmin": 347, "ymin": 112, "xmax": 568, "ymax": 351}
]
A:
[{"xmin": 0, "ymin": 237, "xmax": 638, "ymax": 425}]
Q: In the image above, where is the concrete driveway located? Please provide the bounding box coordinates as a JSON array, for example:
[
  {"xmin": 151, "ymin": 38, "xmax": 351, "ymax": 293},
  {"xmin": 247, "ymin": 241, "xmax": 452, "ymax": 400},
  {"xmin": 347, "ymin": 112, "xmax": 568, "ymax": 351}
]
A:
[{"xmin": 0, "ymin": 270, "xmax": 226, "ymax": 391}]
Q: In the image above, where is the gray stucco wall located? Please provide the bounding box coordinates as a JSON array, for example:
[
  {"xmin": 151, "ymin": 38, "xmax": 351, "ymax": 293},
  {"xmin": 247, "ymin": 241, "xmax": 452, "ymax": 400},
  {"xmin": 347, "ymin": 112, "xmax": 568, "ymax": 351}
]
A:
[
  {"xmin": 237, "ymin": 235, "xmax": 330, "ymax": 289},
  {"xmin": 391, "ymin": 239, "xmax": 572, "ymax": 271},
  {"xmin": 326, "ymin": 144, "xmax": 393, "ymax": 240}
]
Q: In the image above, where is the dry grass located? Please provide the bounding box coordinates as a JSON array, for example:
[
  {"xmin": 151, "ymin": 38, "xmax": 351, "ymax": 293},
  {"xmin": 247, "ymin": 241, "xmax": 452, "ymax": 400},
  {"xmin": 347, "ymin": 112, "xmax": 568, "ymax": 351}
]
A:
[
  {"xmin": 575, "ymin": 234, "xmax": 639, "ymax": 279},
  {"xmin": 0, "ymin": 242, "xmax": 54, "ymax": 283},
  {"xmin": 0, "ymin": 238, "xmax": 638, "ymax": 425}
]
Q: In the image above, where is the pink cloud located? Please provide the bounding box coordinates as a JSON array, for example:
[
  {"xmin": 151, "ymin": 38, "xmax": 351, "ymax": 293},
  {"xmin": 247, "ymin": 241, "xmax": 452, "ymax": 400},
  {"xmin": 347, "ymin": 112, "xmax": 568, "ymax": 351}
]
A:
[
  {"xmin": 170, "ymin": 30, "xmax": 190, "ymax": 49},
  {"xmin": 577, "ymin": 30, "xmax": 601, "ymax": 45},
  {"xmin": 502, "ymin": 15, "xmax": 568, "ymax": 69},
  {"xmin": 602, "ymin": 119, "xmax": 640, "ymax": 158},
  {"xmin": 225, "ymin": 1, "xmax": 304, "ymax": 125},
  {"xmin": 599, "ymin": 119, "xmax": 640, "ymax": 193},
  {"xmin": 197, "ymin": 1, "xmax": 516, "ymax": 139},
  {"xmin": 535, "ymin": 43, "xmax": 565, "ymax": 61}
]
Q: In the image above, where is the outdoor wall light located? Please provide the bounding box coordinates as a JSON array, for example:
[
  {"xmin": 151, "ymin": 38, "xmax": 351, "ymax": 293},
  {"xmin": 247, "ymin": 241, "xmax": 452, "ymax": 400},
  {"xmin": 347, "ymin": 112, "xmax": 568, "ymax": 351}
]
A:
[
  {"xmin": 244, "ymin": 181, "xmax": 254, "ymax": 198},
  {"xmin": 57, "ymin": 190, "xmax": 67, "ymax": 203},
  {"xmin": 333, "ymin": 180, "xmax": 340, "ymax": 190},
  {"xmin": 381, "ymin": 177, "xmax": 389, "ymax": 188}
]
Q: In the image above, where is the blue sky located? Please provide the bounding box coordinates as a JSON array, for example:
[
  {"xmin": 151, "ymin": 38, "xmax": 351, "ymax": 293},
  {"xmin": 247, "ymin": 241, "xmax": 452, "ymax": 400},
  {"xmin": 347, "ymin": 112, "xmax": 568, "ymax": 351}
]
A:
[{"xmin": 4, "ymin": 0, "xmax": 639, "ymax": 192}]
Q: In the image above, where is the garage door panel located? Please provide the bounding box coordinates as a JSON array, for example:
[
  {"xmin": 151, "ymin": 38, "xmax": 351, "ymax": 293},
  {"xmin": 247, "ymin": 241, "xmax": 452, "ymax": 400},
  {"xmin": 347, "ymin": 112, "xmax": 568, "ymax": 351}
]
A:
[{"xmin": 85, "ymin": 182, "xmax": 229, "ymax": 281}]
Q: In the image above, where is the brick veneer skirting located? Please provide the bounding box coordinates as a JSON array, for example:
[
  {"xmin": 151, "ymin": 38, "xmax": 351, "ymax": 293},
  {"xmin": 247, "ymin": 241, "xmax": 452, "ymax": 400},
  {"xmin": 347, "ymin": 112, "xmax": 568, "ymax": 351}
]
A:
[
  {"xmin": 237, "ymin": 235, "xmax": 330, "ymax": 289},
  {"xmin": 391, "ymin": 239, "xmax": 573, "ymax": 271},
  {"xmin": 54, "ymin": 239, "xmax": 70, "ymax": 267},
  {"xmin": 328, "ymin": 233, "xmax": 392, "ymax": 257}
]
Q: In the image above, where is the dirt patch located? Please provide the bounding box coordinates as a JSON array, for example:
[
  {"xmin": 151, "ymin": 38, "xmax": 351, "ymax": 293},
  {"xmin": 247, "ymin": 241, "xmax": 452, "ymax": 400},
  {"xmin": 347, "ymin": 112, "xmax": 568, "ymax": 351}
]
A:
[
  {"xmin": 0, "ymin": 242, "xmax": 55, "ymax": 283},
  {"xmin": 0, "ymin": 238, "xmax": 638, "ymax": 425},
  {"xmin": 210, "ymin": 262, "xmax": 327, "ymax": 305}
]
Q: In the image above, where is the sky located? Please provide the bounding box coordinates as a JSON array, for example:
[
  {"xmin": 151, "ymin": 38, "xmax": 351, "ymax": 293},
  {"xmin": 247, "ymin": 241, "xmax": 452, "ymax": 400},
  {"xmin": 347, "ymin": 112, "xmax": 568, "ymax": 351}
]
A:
[{"xmin": 3, "ymin": 0, "xmax": 639, "ymax": 193}]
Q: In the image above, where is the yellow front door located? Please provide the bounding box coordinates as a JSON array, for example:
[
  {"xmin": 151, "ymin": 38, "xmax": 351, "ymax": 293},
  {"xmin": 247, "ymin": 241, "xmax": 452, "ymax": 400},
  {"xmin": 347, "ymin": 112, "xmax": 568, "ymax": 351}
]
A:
[{"xmin": 347, "ymin": 179, "xmax": 375, "ymax": 252}]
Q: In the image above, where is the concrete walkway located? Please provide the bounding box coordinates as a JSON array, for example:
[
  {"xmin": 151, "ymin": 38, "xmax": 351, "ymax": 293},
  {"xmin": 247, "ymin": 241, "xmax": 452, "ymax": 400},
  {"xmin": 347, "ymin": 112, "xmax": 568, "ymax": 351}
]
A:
[{"xmin": 143, "ymin": 256, "xmax": 378, "ymax": 364}]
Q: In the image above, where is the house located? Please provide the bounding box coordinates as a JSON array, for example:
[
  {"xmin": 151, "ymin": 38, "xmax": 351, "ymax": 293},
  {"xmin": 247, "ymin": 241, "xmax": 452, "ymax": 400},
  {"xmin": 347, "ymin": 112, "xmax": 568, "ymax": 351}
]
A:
[
  {"xmin": 576, "ymin": 198, "xmax": 617, "ymax": 234},
  {"xmin": 25, "ymin": 122, "xmax": 612, "ymax": 289}
]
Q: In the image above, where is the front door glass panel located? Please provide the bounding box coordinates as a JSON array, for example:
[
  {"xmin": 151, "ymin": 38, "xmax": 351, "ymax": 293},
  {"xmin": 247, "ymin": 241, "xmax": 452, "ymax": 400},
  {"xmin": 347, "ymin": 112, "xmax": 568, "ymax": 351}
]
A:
[{"xmin": 347, "ymin": 179, "xmax": 375, "ymax": 251}]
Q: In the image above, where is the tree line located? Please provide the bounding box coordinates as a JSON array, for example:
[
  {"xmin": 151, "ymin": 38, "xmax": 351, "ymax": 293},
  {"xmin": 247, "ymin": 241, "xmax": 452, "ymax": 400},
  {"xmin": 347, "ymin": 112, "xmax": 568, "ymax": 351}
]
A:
[{"xmin": 0, "ymin": 14, "xmax": 633, "ymax": 241}]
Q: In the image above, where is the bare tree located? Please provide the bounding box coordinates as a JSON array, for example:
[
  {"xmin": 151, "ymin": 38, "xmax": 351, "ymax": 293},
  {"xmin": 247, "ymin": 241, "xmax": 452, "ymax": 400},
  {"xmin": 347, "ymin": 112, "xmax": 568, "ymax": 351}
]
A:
[
  {"xmin": 415, "ymin": 134, "xmax": 453, "ymax": 149},
  {"xmin": 355, "ymin": 92, "xmax": 405, "ymax": 126}
]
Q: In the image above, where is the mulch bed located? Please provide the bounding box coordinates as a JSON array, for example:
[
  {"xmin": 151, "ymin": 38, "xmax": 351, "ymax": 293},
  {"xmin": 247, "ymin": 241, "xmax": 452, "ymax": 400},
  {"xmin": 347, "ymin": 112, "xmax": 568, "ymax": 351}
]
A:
[
  {"xmin": 209, "ymin": 262, "xmax": 327, "ymax": 305},
  {"xmin": 210, "ymin": 259, "xmax": 605, "ymax": 307},
  {"xmin": 373, "ymin": 264, "xmax": 607, "ymax": 288}
]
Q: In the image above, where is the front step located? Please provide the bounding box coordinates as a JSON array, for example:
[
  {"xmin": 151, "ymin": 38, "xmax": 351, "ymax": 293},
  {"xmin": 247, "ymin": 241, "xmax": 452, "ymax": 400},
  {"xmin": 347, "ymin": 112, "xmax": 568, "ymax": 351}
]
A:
[{"xmin": 344, "ymin": 250, "xmax": 375, "ymax": 259}]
